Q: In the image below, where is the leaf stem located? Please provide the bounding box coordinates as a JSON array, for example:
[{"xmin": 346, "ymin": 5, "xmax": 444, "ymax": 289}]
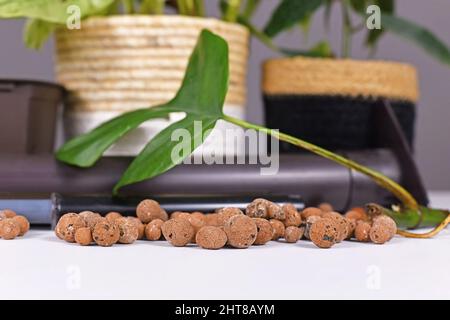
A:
[
  {"xmin": 341, "ymin": 0, "xmax": 352, "ymax": 58},
  {"xmin": 242, "ymin": 0, "xmax": 260, "ymax": 20},
  {"xmin": 123, "ymin": 0, "xmax": 135, "ymax": 14},
  {"xmin": 224, "ymin": 0, "xmax": 242, "ymax": 22},
  {"xmin": 222, "ymin": 114, "xmax": 419, "ymax": 210}
]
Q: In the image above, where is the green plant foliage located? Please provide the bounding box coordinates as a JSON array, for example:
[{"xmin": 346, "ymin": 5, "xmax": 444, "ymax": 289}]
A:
[
  {"xmin": 264, "ymin": 0, "xmax": 324, "ymax": 38},
  {"xmin": 57, "ymin": 29, "xmax": 228, "ymax": 193},
  {"xmin": 23, "ymin": 19, "xmax": 56, "ymax": 49}
]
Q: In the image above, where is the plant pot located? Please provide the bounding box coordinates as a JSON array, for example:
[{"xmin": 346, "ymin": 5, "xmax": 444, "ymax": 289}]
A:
[
  {"xmin": 0, "ymin": 80, "xmax": 64, "ymax": 154},
  {"xmin": 55, "ymin": 15, "xmax": 249, "ymax": 156},
  {"xmin": 263, "ymin": 57, "xmax": 419, "ymax": 152}
]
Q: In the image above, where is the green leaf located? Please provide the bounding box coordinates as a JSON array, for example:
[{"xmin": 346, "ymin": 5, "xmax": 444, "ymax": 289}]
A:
[
  {"xmin": 57, "ymin": 29, "xmax": 230, "ymax": 193},
  {"xmin": 0, "ymin": 0, "xmax": 115, "ymax": 23},
  {"xmin": 382, "ymin": 14, "xmax": 450, "ymax": 66},
  {"xmin": 264, "ymin": 0, "xmax": 324, "ymax": 38},
  {"xmin": 113, "ymin": 29, "xmax": 229, "ymax": 192},
  {"xmin": 56, "ymin": 107, "xmax": 174, "ymax": 168},
  {"xmin": 23, "ymin": 19, "xmax": 56, "ymax": 49},
  {"xmin": 113, "ymin": 115, "xmax": 217, "ymax": 193},
  {"xmin": 281, "ymin": 41, "xmax": 333, "ymax": 58}
]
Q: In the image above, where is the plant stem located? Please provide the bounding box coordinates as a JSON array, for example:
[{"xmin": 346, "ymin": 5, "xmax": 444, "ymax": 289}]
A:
[
  {"xmin": 140, "ymin": 0, "xmax": 165, "ymax": 14},
  {"xmin": 193, "ymin": 0, "xmax": 205, "ymax": 16},
  {"xmin": 341, "ymin": 0, "xmax": 352, "ymax": 58},
  {"xmin": 223, "ymin": 115, "xmax": 419, "ymax": 210},
  {"xmin": 242, "ymin": 0, "xmax": 260, "ymax": 20},
  {"xmin": 123, "ymin": 0, "xmax": 135, "ymax": 14},
  {"xmin": 224, "ymin": 0, "xmax": 242, "ymax": 22}
]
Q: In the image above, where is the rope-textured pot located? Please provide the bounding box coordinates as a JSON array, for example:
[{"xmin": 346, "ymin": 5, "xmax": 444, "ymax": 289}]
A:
[
  {"xmin": 263, "ymin": 57, "xmax": 419, "ymax": 152},
  {"xmin": 55, "ymin": 15, "xmax": 249, "ymax": 156}
]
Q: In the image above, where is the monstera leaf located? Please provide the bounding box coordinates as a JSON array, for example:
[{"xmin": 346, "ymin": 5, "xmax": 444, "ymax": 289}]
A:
[{"xmin": 57, "ymin": 29, "xmax": 228, "ymax": 193}]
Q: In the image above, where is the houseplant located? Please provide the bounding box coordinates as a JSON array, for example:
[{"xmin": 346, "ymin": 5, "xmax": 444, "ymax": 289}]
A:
[
  {"xmin": 0, "ymin": 0, "xmax": 257, "ymax": 155},
  {"xmin": 242, "ymin": 0, "xmax": 450, "ymax": 152},
  {"xmin": 54, "ymin": 29, "xmax": 449, "ymax": 238}
]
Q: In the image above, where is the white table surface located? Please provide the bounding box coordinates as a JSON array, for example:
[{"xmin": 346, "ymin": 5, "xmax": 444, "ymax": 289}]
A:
[{"xmin": 2, "ymin": 192, "xmax": 450, "ymax": 300}]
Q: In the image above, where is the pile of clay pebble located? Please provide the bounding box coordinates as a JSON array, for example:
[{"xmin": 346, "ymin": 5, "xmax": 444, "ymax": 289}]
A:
[
  {"xmin": 55, "ymin": 198, "xmax": 397, "ymax": 249},
  {"xmin": 0, "ymin": 209, "xmax": 30, "ymax": 240}
]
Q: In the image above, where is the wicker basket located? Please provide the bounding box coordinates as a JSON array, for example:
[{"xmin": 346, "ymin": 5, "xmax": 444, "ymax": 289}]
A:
[
  {"xmin": 263, "ymin": 57, "xmax": 419, "ymax": 152},
  {"xmin": 55, "ymin": 15, "xmax": 249, "ymax": 155}
]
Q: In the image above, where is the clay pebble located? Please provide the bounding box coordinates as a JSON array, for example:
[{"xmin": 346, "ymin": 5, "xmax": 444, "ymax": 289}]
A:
[
  {"xmin": 269, "ymin": 219, "xmax": 285, "ymax": 241},
  {"xmin": 75, "ymin": 227, "xmax": 93, "ymax": 246},
  {"xmin": 253, "ymin": 218, "xmax": 273, "ymax": 245},
  {"xmin": 161, "ymin": 218, "xmax": 194, "ymax": 247},
  {"xmin": 355, "ymin": 221, "xmax": 371, "ymax": 242},
  {"xmin": 284, "ymin": 226, "xmax": 303, "ymax": 243},
  {"xmin": 282, "ymin": 203, "xmax": 302, "ymax": 227},
  {"xmin": 0, "ymin": 219, "xmax": 21, "ymax": 240},
  {"xmin": 309, "ymin": 218, "xmax": 339, "ymax": 249},
  {"xmin": 55, "ymin": 213, "xmax": 86, "ymax": 243},
  {"xmin": 115, "ymin": 217, "xmax": 139, "ymax": 244},
  {"xmin": 145, "ymin": 219, "xmax": 164, "ymax": 241},
  {"xmin": 92, "ymin": 219, "xmax": 120, "ymax": 247},
  {"xmin": 196, "ymin": 226, "xmax": 228, "ymax": 250},
  {"xmin": 224, "ymin": 215, "xmax": 257, "ymax": 249},
  {"xmin": 12, "ymin": 215, "xmax": 30, "ymax": 236},
  {"xmin": 137, "ymin": 199, "xmax": 168, "ymax": 223}
]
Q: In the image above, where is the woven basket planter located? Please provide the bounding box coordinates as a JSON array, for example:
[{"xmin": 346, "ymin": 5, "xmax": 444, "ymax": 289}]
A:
[
  {"xmin": 263, "ymin": 57, "xmax": 419, "ymax": 152},
  {"xmin": 55, "ymin": 15, "xmax": 249, "ymax": 156}
]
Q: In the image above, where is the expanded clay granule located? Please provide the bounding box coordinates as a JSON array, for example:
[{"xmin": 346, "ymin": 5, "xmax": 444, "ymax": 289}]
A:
[
  {"xmin": 370, "ymin": 215, "xmax": 397, "ymax": 244},
  {"xmin": 55, "ymin": 213, "xmax": 86, "ymax": 243},
  {"xmin": 12, "ymin": 215, "xmax": 30, "ymax": 236},
  {"xmin": 145, "ymin": 219, "xmax": 164, "ymax": 241},
  {"xmin": 345, "ymin": 218, "xmax": 357, "ymax": 240},
  {"xmin": 79, "ymin": 211, "xmax": 102, "ymax": 231},
  {"xmin": 92, "ymin": 219, "xmax": 120, "ymax": 247},
  {"xmin": 269, "ymin": 219, "xmax": 285, "ymax": 240},
  {"xmin": 0, "ymin": 219, "xmax": 20, "ymax": 240},
  {"xmin": 322, "ymin": 212, "xmax": 348, "ymax": 243},
  {"xmin": 115, "ymin": 217, "xmax": 139, "ymax": 244},
  {"xmin": 0, "ymin": 209, "xmax": 16, "ymax": 219},
  {"xmin": 217, "ymin": 207, "xmax": 243, "ymax": 226},
  {"xmin": 355, "ymin": 221, "xmax": 371, "ymax": 242},
  {"xmin": 282, "ymin": 204, "xmax": 302, "ymax": 227},
  {"xmin": 252, "ymin": 218, "xmax": 273, "ymax": 245},
  {"xmin": 319, "ymin": 203, "xmax": 334, "ymax": 213},
  {"xmin": 284, "ymin": 226, "xmax": 303, "ymax": 243},
  {"xmin": 204, "ymin": 213, "xmax": 221, "ymax": 227},
  {"xmin": 301, "ymin": 207, "xmax": 323, "ymax": 221},
  {"xmin": 345, "ymin": 208, "xmax": 369, "ymax": 222},
  {"xmin": 127, "ymin": 217, "xmax": 145, "ymax": 240},
  {"xmin": 246, "ymin": 198, "xmax": 284, "ymax": 220},
  {"xmin": 75, "ymin": 227, "xmax": 92, "ymax": 246},
  {"xmin": 224, "ymin": 215, "xmax": 257, "ymax": 249},
  {"xmin": 161, "ymin": 218, "xmax": 194, "ymax": 247},
  {"xmin": 196, "ymin": 226, "xmax": 228, "ymax": 250},
  {"xmin": 105, "ymin": 211, "xmax": 122, "ymax": 223},
  {"xmin": 304, "ymin": 215, "xmax": 322, "ymax": 240},
  {"xmin": 309, "ymin": 218, "xmax": 339, "ymax": 249},
  {"xmin": 137, "ymin": 199, "xmax": 168, "ymax": 223}
]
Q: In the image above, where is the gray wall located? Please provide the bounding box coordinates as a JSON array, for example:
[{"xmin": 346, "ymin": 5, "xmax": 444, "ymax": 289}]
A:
[{"xmin": 1, "ymin": 0, "xmax": 449, "ymax": 190}]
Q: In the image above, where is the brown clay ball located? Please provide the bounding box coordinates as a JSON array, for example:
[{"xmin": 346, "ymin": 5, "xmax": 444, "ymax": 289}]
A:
[
  {"xmin": 284, "ymin": 226, "xmax": 303, "ymax": 243},
  {"xmin": 105, "ymin": 211, "xmax": 122, "ymax": 223},
  {"xmin": 253, "ymin": 218, "xmax": 273, "ymax": 245},
  {"xmin": 204, "ymin": 213, "xmax": 221, "ymax": 227},
  {"xmin": 224, "ymin": 215, "xmax": 257, "ymax": 249},
  {"xmin": 75, "ymin": 227, "xmax": 93, "ymax": 246},
  {"xmin": 0, "ymin": 209, "xmax": 17, "ymax": 219},
  {"xmin": 55, "ymin": 213, "xmax": 86, "ymax": 243},
  {"xmin": 217, "ymin": 207, "xmax": 243, "ymax": 226},
  {"xmin": 301, "ymin": 207, "xmax": 323, "ymax": 221},
  {"xmin": 170, "ymin": 211, "xmax": 186, "ymax": 220},
  {"xmin": 269, "ymin": 219, "xmax": 285, "ymax": 241},
  {"xmin": 12, "ymin": 215, "xmax": 30, "ymax": 236},
  {"xmin": 161, "ymin": 218, "xmax": 194, "ymax": 247},
  {"xmin": 355, "ymin": 221, "xmax": 371, "ymax": 242},
  {"xmin": 136, "ymin": 199, "xmax": 168, "ymax": 223},
  {"xmin": 79, "ymin": 211, "xmax": 102, "ymax": 231},
  {"xmin": 0, "ymin": 219, "xmax": 21, "ymax": 240},
  {"xmin": 191, "ymin": 212, "xmax": 205, "ymax": 222},
  {"xmin": 127, "ymin": 217, "xmax": 145, "ymax": 240},
  {"xmin": 345, "ymin": 208, "xmax": 369, "ymax": 222},
  {"xmin": 115, "ymin": 217, "xmax": 139, "ymax": 244},
  {"xmin": 370, "ymin": 215, "xmax": 397, "ymax": 244},
  {"xmin": 145, "ymin": 219, "xmax": 164, "ymax": 241},
  {"xmin": 92, "ymin": 219, "xmax": 120, "ymax": 247},
  {"xmin": 187, "ymin": 215, "xmax": 206, "ymax": 243},
  {"xmin": 196, "ymin": 226, "xmax": 228, "ymax": 250},
  {"xmin": 282, "ymin": 204, "xmax": 302, "ymax": 227},
  {"xmin": 345, "ymin": 218, "xmax": 357, "ymax": 240},
  {"xmin": 309, "ymin": 218, "xmax": 339, "ymax": 249},
  {"xmin": 318, "ymin": 203, "xmax": 334, "ymax": 213},
  {"xmin": 246, "ymin": 198, "xmax": 284, "ymax": 220},
  {"xmin": 304, "ymin": 215, "xmax": 322, "ymax": 240},
  {"xmin": 322, "ymin": 212, "xmax": 348, "ymax": 243}
]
